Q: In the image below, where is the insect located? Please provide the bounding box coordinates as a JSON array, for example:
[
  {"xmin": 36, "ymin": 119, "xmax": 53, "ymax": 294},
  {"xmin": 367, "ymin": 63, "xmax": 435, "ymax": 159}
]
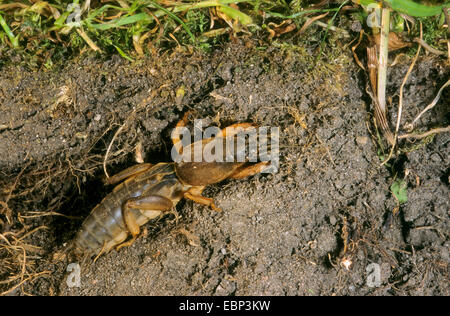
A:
[{"xmin": 73, "ymin": 115, "xmax": 270, "ymax": 258}]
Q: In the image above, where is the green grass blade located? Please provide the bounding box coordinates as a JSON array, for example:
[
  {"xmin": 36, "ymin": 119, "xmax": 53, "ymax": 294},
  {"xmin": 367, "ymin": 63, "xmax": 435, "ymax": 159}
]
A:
[
  {"xmin": 218, "ymin": 5, "xmax": 253, "ymax": 25},
  {"xmin": 146, "ymin": 0, "xmax": 196, "ymax": 43},
  {"xmin": 90, "ymin": 13, "xmax": 153, "ymax": 30},
  {"xmin": 114, "ymin": 44, "xmax": 134, "ymax": 61},
  {"xmin": 83, "ymin": 4, "xmax": 130, "ymax": 27},
  {"xmin": 0, "ymin": 13, "xmax": 19, "ymax": 48},
  {"xmin": 266, "ymin": 8, "xmax": 340, "ymax": 19}
]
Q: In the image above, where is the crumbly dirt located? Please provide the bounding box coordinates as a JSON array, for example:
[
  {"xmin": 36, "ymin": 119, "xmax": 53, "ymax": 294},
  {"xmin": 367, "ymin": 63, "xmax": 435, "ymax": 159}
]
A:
[{"xmin": 0, "ymin": 36, "xmax": 448, "ymax": 296}]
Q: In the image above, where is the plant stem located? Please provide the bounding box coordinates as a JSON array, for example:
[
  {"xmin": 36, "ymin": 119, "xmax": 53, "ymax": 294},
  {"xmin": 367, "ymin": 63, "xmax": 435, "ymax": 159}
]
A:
[
  {"xmin": 377, "ymin": 7, "xmax": 390, "ymax": 115},
  {"xmin": 0, "ymin": 13, "xmax": 19, "ymax": 48}
]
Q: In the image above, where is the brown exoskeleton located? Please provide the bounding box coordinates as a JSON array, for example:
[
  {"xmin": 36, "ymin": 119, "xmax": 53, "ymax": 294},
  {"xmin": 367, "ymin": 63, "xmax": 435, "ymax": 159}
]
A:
[{"xmin": 73, "ymin": 115, "xmax": 270, "ymax": 258}]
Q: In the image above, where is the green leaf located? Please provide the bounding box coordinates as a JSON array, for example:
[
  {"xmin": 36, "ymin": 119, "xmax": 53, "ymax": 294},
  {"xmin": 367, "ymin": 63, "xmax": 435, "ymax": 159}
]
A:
[
  {"xmin": 385, "ymin": 0, "xmax": 448, "ymax": 17},
  {"xmin": 354, "ymin": 0, "xmax": 450, "ymax": 17},
  {"xmin": 113, "ymin": 45, "xmax": 134, "ymax": 62},
  {"xmin": 391, "ymin": 179, "xmax": 408, "ymax": 204},
  {"xmin": 218, "ymin": 5, "xmax": 253, "ymax": 25}
]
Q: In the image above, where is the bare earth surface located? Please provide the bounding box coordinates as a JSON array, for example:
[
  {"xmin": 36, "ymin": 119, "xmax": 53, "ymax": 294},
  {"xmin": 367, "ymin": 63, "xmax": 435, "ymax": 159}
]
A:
[{"xmin": 0, "ymin": 38, "xmax": 448, "ymax": 295}]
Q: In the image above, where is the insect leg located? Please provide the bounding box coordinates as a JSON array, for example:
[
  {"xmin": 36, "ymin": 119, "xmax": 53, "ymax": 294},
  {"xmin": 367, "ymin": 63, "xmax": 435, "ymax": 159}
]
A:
[
  {"xmin": 105, "ymin": 163, "xmax": 154, "ymax": 185},
  {"xmin": 184, "ymin": 187, "xmax": 221, "ymax": 212},
  {"xmin": 116, "ymin": 195, "xmax": 173, "ymax": 250},
  {"xmin": 228, "ymin": 161, "xmax": 270, "ymax": 179}
]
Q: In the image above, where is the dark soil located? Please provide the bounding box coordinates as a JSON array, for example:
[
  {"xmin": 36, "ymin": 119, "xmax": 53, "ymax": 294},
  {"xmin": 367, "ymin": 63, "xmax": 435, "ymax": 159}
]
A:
[{"xmin": 0, "ymin": 36, "xmax": 448, "ymax": 296}]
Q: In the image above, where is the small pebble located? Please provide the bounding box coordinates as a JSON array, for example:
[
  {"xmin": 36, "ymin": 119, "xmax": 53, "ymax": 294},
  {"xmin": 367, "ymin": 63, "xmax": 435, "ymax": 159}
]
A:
[
  {"xmin": 329, "ymin": 215, "xmax": 337, "ymax": 226},
  {"xmin": 356, "ymin": 136, "xmax": 368, "ymax": 145}
]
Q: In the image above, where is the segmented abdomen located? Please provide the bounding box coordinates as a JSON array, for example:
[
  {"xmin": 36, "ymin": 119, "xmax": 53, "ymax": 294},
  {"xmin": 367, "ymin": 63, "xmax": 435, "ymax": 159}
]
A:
[{"xmin": 74, "ymin": 163, "xmax": 186, "ymax": 255}]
